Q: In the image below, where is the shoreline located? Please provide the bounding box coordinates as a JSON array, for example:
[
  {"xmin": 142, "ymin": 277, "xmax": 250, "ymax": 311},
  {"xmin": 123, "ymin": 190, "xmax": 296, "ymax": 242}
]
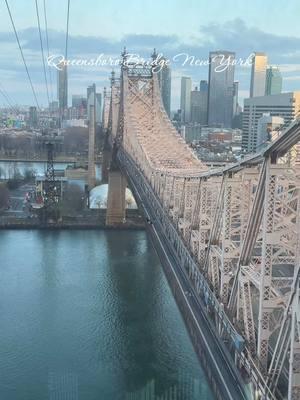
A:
[{"xmin": 0, "ymin": 221, "xmax": 145, "ymax": 230}]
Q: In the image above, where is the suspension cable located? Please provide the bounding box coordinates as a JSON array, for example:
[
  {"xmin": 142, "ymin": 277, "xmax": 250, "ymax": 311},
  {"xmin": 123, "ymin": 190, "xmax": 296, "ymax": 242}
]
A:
[
  {"xmin": 4, "ymin": 0, "xmax": 41, "ymax": 110},
  {"xmin": 35, "ymin": 0, "xmax": 50, "ymax": 107},
  {"xmin": 0, "ymin": 87, "xmax": 18, "ymax": 114},
  {"xmin": 43, "ymin": 0, "xmax": 54, "ymax": 103},
  {"xmin": 0, "ymin": 83, "xmax": 18, "ymax": 113}
]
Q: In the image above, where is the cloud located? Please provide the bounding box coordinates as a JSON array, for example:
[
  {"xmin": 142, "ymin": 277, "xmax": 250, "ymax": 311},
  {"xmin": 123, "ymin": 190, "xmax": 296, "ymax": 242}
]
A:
[
  {"xmin": 279, "ymin": 64, "xmax": 300, "ymax": 73},
  {"xmin": 1, "ymin": 19, "xmax": 300, "ymax": 107},
  {"xmin": 283, "ymin": 75, "xmax": 300, "ymax": 81},
  {"xmin": 198, "ymin": 18, "xmax": 300, "ymax": 61},
  {"xmin": 2, "ymin": 19, "xmax": 300, "ymax": 63}
]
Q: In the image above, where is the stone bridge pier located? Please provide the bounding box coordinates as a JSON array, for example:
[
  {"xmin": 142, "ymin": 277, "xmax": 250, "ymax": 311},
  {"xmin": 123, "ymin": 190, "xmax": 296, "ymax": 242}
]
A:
[
  {"xmin": 101, "ymin": 144, "xmax": 112, "ymax": 184},
  {"xmin": 106, "ymin": 163, "xmax": 127, "ymax": 226}
]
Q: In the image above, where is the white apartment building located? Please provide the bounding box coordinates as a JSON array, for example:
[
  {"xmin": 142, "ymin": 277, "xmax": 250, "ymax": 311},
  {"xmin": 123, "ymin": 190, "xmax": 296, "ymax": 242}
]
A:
[{"xmin": 242, "ymin": 92, "xmax": 300, "ymax": 153}]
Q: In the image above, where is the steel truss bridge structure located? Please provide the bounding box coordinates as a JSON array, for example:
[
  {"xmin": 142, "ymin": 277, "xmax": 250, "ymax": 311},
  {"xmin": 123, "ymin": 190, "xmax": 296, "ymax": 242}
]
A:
[{"xmin": 104, "ymin": 51, "xmax": 300, "ymax": 400}]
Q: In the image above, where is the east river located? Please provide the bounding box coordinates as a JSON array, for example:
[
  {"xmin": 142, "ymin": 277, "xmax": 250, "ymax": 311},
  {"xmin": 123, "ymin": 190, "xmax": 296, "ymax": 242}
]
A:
[{"xmin": 0, "ymin": 230, "xmax": 214, "ymax": 400}]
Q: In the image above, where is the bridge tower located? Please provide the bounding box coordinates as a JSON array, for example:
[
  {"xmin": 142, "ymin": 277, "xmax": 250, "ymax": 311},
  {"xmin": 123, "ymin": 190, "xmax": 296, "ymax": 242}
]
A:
[
  {"xmin": 106, "ymin": 63, "xmax": 127, "ymax": 226},
  {"xmin": 101, "ymin": 135, "xmax": 112, "ymax": 184},
  {"xmin": 88, "ymin": 104, "xmax": 96, "ymax": 190},
  {"xmin": 101, "ymin": 86, "xmax": 112, "ymax": 184},
  {"xmin": 106, "ymin": 145, "xmax": 127, "ymax": 225}
]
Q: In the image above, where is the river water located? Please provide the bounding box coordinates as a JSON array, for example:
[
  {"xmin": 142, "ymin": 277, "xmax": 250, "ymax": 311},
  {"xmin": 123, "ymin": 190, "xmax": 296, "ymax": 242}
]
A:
[{"xmin": 0, "ymin": 230, "xmax": 214, "ymax": 400}]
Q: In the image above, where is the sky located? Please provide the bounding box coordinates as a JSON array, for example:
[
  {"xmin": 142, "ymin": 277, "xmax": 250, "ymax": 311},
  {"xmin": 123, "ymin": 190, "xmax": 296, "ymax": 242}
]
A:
[{"xmin": 1, "ymin": 0, "xmax": 300, "ymax": 110}]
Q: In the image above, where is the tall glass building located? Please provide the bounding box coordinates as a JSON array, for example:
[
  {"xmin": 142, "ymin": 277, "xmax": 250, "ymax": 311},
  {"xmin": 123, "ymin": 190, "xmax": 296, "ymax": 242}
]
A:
[
  {"xmin": 265, "ymin": 66, "xmax": 282, "ymax": 95},
  {"xmin": 86, "ymin": 84, "xmax": 102, "ymax": 123},
  {"xmin": 207, "ymin": 51, "xmax": 235, "ymax": 128},
  {"xmin": 191, "ymin": 87, "xmax": 201, "ymax": 123},
  {"xmin": 233, "ymin": 81, "xmax": 239, "ymax": 117},
  {"xmin": 199, "ymin": 80, "xmax": 208, "ymax": 125},
  {"xmin": 57, "ymin": 62, "xmax": 68, "ymax": 114},
  {"xmin": 87, "ymin": 84, "xmax": 96, "ymax": 121},
  {"xmin": 200, "ymin": 80, "xmax": 208, "ymax": 92},
  {"xmin": 157, "ymin": 59, "xmax": 171, "ymax": 118},
  {"xmin": 250, "ymin": 52, "xmax": 267, "ymax": 97},
  {"xmin": 95, "ymin": 93, "xmax": 102, "ymax": 124},
  {"xmin": 180, "ymin": 77, "xmax": 192, "ymax": 123},
  {"xmin": 152, "ymin": 51, "xmax": 171, "ymax": 118}
]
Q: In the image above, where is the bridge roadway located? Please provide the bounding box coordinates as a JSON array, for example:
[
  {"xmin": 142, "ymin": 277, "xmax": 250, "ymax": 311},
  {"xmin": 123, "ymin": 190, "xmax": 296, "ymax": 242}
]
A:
[{"xmin": 119, "ymin": 150, "xmax": 250, "ymax": 400}]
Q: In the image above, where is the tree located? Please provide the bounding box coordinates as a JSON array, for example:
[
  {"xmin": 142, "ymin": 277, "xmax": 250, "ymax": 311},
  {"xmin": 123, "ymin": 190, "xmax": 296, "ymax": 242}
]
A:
[
  {"xmin": 61, "ymin": 183, "xmax": 85, "ymax": 216},
  {"xmin": 23, "ymin": 168, "xmax": 36, "ymax": 181},
  {"xmin": 0, "ymin": 183, "xmax": 9, "ymax": 210},
  {"xmin": 63, "ymin": 127, "xmax": 88, "ymax": 156}
]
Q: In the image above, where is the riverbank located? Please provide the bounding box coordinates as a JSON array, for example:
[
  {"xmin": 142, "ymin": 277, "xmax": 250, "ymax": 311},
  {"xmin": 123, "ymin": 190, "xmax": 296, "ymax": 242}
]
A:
[
  {"xmin": 0, "ymin": 156, "xmax": 101, "ymax": 164},
  {"xmin": 0, "ymin": 210, "xmax": 145, "ymax": 230}
]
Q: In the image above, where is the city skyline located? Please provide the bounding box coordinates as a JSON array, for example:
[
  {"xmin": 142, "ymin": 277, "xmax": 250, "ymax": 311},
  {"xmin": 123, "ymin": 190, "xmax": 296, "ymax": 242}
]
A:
[{"xmin": 1, "ymin": 0, "xmax": 300, "ymax": 107}]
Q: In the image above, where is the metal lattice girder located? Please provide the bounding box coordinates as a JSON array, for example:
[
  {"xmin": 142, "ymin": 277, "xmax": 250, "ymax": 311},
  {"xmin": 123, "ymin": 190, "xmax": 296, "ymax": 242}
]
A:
[
  {"xmin": 102, "ymin": 89, "xmax": 111, "ymax": 131},
  {"xmin": 220, "ymin": 175, "xmax": 242, "ymax": 304},
  {"xmin": 242, "ymin": 264, "xmax": 293, "ymax": 305},
  {"xmin": 197, "ymin": 178, "xmax": 220, "ymax": 268},
  {"xmin": 236, "ymin": 277, "xmax": 244, "ymax": 327},
  {"xmin": 239, "ymin": 272, "xmax": 257, "ymax": 356},
  {"xmin": 220, "ymin": 171, "xmax": 258, "ymax": 304},
  {"xmin": 178, "ymin": 177, "xmax": 199, "ymax": 240},
  {"xmin": 288, "ymin": 188, "xmax": 300, "ymax": 400},
  {"xmin": 208, "ymin": 246, "xmax": 220, "ymax": 293},
  {"xmin": 258, "ymin": 161, "xmax": 300, "ymax": 374},
  {"xmin": 289, "ymin": 281, "xmax": 300, "ymax": 400},
  {"xmin": 266, "ymin": 267, "xmax": 300, "ymax": 399},
  {"xmin": 111, "ymin": 83, "xmax": 120, "ymax": 139},
  {"xmin": 228, "ymin": 162, "xmax": 266, "ymax": 315},
  {"xmin": 161, "ymin": 175, "xmax": 174, "ymax": 208},
  {"xmin": 200, "ymin": 170, "xmax": 258, "ymax": 305},
  {"xmin": 169, "ymin": 177, "xmax": 185, "ymax": 223}
]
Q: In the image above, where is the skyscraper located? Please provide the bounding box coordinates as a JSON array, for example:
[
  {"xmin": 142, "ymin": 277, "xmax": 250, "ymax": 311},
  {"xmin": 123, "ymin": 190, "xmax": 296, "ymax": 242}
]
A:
[
  {"xmin": 250, "ymin": 52, "xmax": 267, "ymax": 97},
  {"xmin": 49, "ymin": 101, "xmax": 59, "ymax": 114},
  {"xmin": 191, "ymin": 87, "xmax": 201, "ymax": 123},
  {"xmin": 72, "ymin": 95, "xmax": 86, "ymax": 108},
  {"xmin": 57, "ymin": 61, "xmax": 68, "ymax": 114},
  {"xmin": 190, "ymin": 86, "xmax": 208, "ymax": 125},
  {"xmin": 233, "ymin": 81, "xmax": 239, "ymax": 117},
  {"xmin": 207, "ymin": 51, "xmax": 235, "ymax": 128},
  {"xmin": 87, "ymin": 85, "xmax": 101, "ymax": 123},
  {"xmin": 72, "ymin": 95, "xmax": 87, "ymax": 118},
  {"xmin": 95, "ymin": 93, "xmax": 102, "ymax": 124},
  {"xmin": 200, "ymin": 80, "xmax": 208, "ymax": 92},
  {"xmin": 265, "ymin": 66, "xmax": 282, "ymax": 95},
  {"xmin": 199, "ymin": 80, "xmax": 208, "ymax": 125},
  {"xmin": 87, "ymin": 84, "xmax": 96, "ymax": 121},
  {"xmin": 157, "ymin": 58, "xmax": 171, "ymax": 117},
  {"xmin": 180, "ymin": 77, "xmax": 192, "ymax": 123},
  {"xmin": 29, "ymin": 106, "xmax": 38, "ymax": 128}
]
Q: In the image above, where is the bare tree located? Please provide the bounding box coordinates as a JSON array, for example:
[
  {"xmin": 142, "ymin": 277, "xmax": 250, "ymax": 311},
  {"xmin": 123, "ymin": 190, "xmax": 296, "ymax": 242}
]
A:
[
  {"xmin": 0, "ymin": 183, "xmax": 9, "ymax": 210},
  {"xmin": 61, "ymin": 183, "xmax": 85, "ymax": 216}
]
